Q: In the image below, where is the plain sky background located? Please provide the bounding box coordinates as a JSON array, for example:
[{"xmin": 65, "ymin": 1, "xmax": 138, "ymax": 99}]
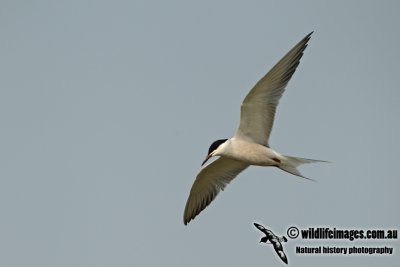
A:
[{"xmin": 1, "ymin": 1, "xmax": 399, "ymax": 266}]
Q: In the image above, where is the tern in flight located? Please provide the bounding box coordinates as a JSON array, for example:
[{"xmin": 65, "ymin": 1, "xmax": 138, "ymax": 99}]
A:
[{"xmin": 183, "ymin": 32, "xmax": 326, "ymax": 225}]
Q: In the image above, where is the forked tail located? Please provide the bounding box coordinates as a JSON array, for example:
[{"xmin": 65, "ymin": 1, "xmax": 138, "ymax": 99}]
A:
[{"xmin": 278, "ymin": 156, "xmax": 328, "ymax": 181}]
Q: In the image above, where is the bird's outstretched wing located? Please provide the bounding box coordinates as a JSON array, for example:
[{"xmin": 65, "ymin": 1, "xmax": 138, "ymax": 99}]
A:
[
  {"xmin": 235, "ymin": 32, "xmax": 313, "ymax": 146},
  {"xmin": 183, "ymin": 157, "xmax": 249, "ymax": 225},
  {"xmin": 273, "ymin": 244, "xmax": 288, "ymax": 264},
  {"xmin": 254, "ymin": 222, "xmax": 269, "ymax": 234}
]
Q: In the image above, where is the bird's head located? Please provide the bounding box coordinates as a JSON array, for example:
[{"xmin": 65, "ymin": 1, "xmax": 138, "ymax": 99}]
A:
[
  {"xmin": 260, "ymin": 236, "xmax": 269, "ymax": 243},
  {"xmin": 201, "ymin": 139, "xmax": 228, "ymax": 166}
]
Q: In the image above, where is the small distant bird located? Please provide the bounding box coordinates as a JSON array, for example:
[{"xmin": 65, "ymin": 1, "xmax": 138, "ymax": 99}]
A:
[
  {"xmin": 254, "ymin": 223, "xmax": 288, "ymax": 264},
  {"xmin": 183, "ymin": 32, "xmax": 326, "ymax": 225}
]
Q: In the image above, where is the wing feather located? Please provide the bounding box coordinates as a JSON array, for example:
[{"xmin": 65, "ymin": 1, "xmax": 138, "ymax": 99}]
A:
[
  {"xmin": 183, "ymin": 157, "xmax": 249, "ymax": 225},
  {"xmin": 235, "ymin": 32, "xmax": 313, "ymax": 146},
  {"xmin": 254, "ymin": 222, "xmax": 268, "ymax": 234}
]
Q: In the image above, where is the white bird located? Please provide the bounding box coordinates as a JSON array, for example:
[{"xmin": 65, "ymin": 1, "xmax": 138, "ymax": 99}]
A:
[{"xmin": 183, "ymin": 32, "xmax": 326, "ymax": 225}]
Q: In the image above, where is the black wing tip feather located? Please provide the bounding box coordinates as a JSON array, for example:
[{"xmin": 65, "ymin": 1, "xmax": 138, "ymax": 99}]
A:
[
  {"xmin": 305, "ymin": 31, "xmax": 314, "ymax": 40},
  {"xmin": 296, "ymin": 31, "xmax": 313, "ymax": 53}
]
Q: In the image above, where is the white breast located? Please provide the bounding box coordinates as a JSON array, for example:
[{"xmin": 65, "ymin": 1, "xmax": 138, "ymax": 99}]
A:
[{"xmin": 220, "ymin": 138, "xmax": 282, "ymax": 166}]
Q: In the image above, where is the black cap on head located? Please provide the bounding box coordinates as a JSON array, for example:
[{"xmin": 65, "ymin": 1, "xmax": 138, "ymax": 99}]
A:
[
  {"xmin": 207, "ymin": 139, "xmax": 228, "ymax": 155},
  {"xmin": 201, "ymin": 139, "xmax": 228, "ymax": 166}
]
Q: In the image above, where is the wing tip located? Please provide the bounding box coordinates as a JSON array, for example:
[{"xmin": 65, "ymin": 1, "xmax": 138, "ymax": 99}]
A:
[
  {"xmin": 301, "ymin": 31, "xmax": 313, "ymax": 47},
  {"xmin": 183, "ymin": 213, "xmax": 194, "ymax": 225},
  {"xmin": 183, "ymin": 202, "xmax": 196, "ymax": 225},
  {"xmin": 183, "ymin": 208, "xmax": 195, "ymax": 225}
]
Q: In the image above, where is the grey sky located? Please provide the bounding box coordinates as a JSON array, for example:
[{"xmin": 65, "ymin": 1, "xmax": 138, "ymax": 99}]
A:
[{"xmin": 1, "ymin": 1, "xmax": 399, "ymax": 266}]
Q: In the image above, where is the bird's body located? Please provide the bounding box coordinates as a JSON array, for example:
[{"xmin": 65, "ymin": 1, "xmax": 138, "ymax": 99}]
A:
[
  {"xmin": 215, "ymin": 138, "xmax": 282, "ymax": 166},
  {"xmin": 183, "ymin": 32, "xmax": 326, "ymax": 225}
]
